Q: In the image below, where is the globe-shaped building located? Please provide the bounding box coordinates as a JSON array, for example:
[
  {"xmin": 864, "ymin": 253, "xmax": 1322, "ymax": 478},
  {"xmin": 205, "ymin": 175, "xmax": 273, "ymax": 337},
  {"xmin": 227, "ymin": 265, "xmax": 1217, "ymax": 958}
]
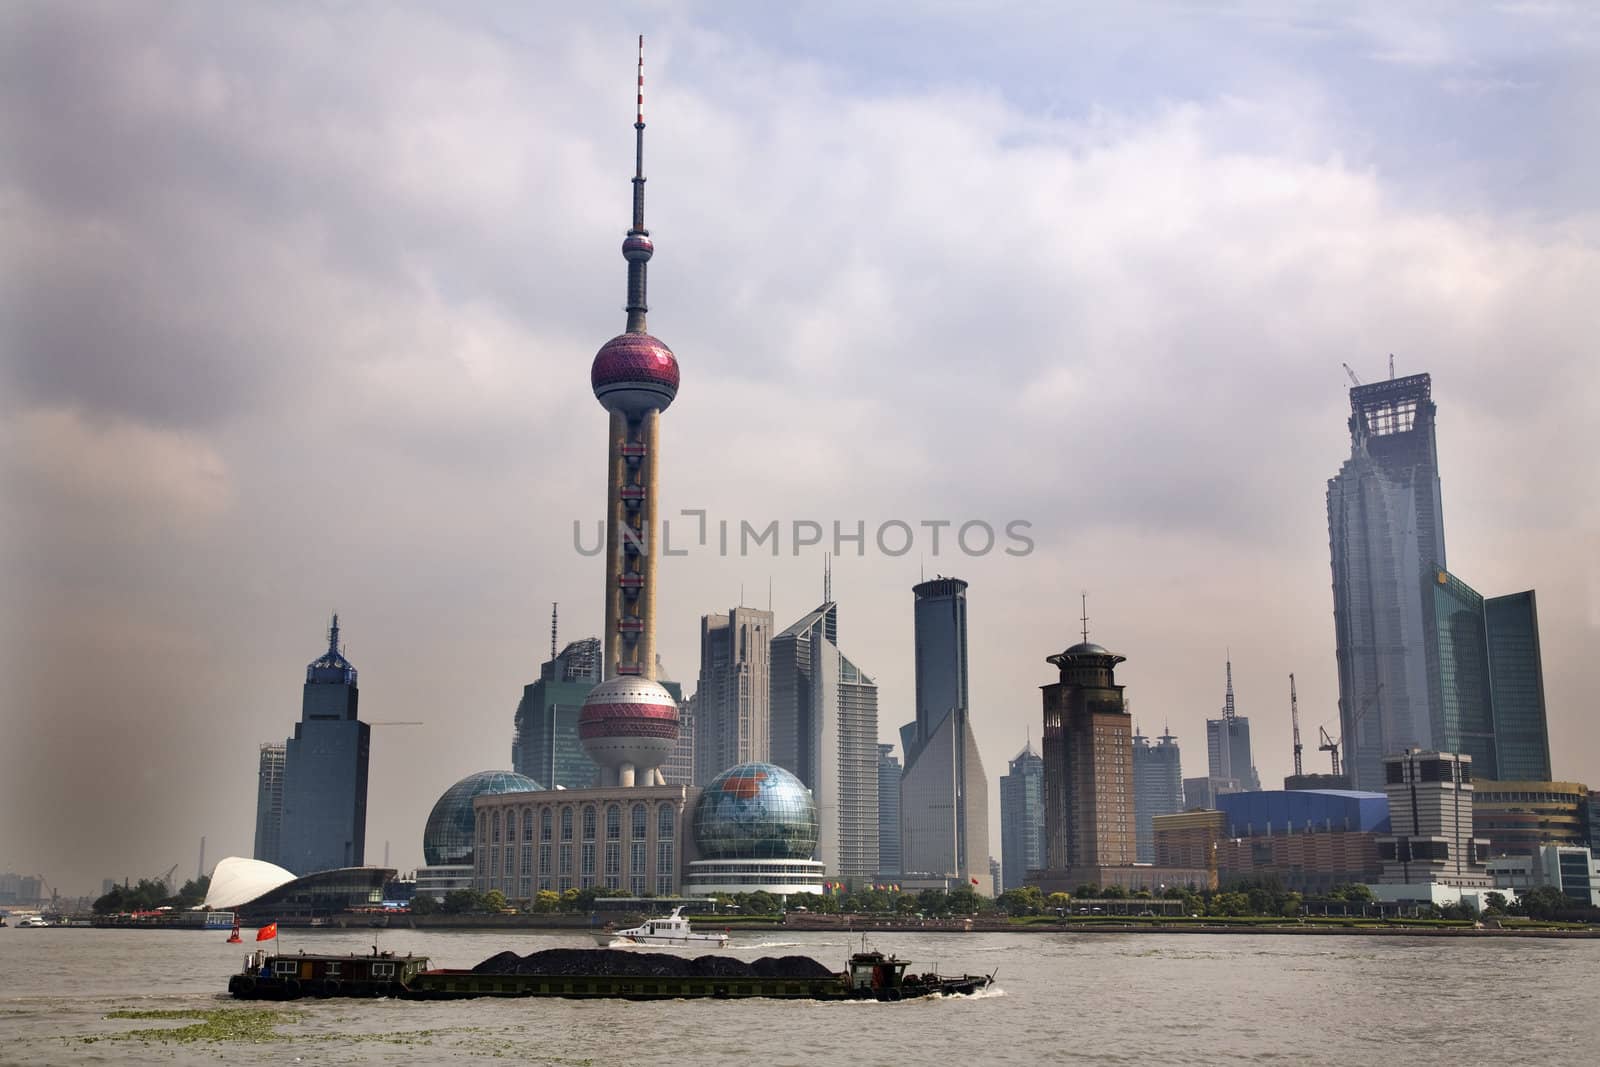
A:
[
  {"xmin": 422, "ymin": 770, "xmax": 542, "ymax": 867},
  {"xmin": 685, "ymin": 764, "xmax": 825, "ymax": 898}
]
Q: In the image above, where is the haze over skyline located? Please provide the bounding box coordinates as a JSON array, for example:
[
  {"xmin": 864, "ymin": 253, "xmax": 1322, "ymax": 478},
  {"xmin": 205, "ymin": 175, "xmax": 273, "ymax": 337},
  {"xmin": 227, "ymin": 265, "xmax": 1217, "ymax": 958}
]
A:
[{"xmin": 3, "ymin": 2, "xmax": 1598, "ymax": 894}]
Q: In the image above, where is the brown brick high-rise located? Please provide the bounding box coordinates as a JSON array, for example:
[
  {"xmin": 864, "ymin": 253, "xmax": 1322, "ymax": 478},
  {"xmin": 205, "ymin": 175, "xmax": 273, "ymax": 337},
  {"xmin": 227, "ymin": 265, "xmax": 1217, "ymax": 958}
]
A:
[{"xmin": 1041, "ymin": 641, "xmax": 1135, "ymax": 879}]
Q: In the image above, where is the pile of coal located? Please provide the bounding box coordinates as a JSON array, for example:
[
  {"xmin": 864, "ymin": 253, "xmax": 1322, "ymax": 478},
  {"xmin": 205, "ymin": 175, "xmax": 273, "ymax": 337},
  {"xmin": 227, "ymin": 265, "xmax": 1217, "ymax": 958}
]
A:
[{"xmin": 470, "ymin": 948, "xmax": 834, "ymax": 980}]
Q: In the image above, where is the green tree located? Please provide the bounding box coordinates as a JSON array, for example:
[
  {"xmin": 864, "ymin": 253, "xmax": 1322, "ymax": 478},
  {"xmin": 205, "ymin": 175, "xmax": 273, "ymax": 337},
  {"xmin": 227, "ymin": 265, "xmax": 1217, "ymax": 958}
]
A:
[
  {"xmin": 531, "ymin": 890, "xmax": 561, "ymax": 913},
  {"xmin": 946, "ymin": 887, "xmax": 981, "ymax": 914},
  {"xmin": 441, "ymin": 888, "xmax": 486, "ymax": 914},
  {"xmin": 996, "ymin": 887, "xmax": 1042, "ymax": 916},
  {"xmin": 1482, "ymin": 892, "xmax": 1507, "ymax": 916},
  {"xmin": 744, "ymin": 890, "xmax": 779, "ymax": 915},
  {"xmin": 1046, "ymin": 892, "xmax": 1073, "ymax": 914},
  {"xmin": 917, "ymin": 888, "xmax": 947, "ymax": 916},
  {"xmin": 1100, "ymin": 884, "xmax": 1127, "ymax": 900},
  {"xmin": 894, "ymin": 894, "xmax": 918, "ymax": 915},
  {"xmin": 1519, "ymin": 885, "xmax": 1569, "ymax": 920},
  {"xmin": 409, "ymin": 893, "xmax": 438, "ymax": 916},
  {"xmin": 482, "ymin": 889, "xmax": 508, "ymax": 913}
]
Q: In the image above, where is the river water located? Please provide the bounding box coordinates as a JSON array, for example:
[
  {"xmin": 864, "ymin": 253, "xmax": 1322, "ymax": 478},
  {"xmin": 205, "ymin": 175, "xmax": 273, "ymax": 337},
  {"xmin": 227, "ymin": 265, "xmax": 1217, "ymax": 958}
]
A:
[{"xmin": 1, "ymin": 927, "xmax": 1595, "ymax": 1064}]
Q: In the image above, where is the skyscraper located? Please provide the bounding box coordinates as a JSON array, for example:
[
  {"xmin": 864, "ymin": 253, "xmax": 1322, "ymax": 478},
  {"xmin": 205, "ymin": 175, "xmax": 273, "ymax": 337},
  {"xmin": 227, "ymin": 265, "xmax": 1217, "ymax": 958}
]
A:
[
  {"xmin": 1328, "ymin": 373, "xmax": 1446, "ymax": 790},
  {"xmin": 1000, "ymin": 744, "xmax": 1045, "ymax": 891},
  {"xmin": 253, "ymin": 742, "xmax": 286, "ymax": 867},
  {"xmin": 899, "ymin": 577, "xmax": 989, "ymax": 891},
  {"xmin": 1422, "ymin": 568, "xmax": 1497, "ymax": 774},
  {"xmin": 770, "ymin": 591, "xmax": 881, "ymax": 883},
  {"xmin": 512, "ymin": 637, "xmax": 602, "ymax": 788},
  {"xmin": 279, "ymin": 615, "xmax": 370, "ymax": 875},
  {"xmin": 694, "ymin": 606, "xmax": 773, "ymax": 781},
  {"xmin": 877, "ymin": 744, "xmax": 902, "ymax": 880},
  {"xmin": 1040, "ymin": 636, "xmax": 1135, "ymax": 879},
  {"xmin": 1205, "ymin": 657, "xmax": 1261, "ymax": 791},
  {"xmin": 1484, "ymin": 591, "xmax": 1552, "ymax": 782},
  {"xmin": 576, "ymin": 37, "xmax": 683, "ymax": 789},
  {"xmin": 1132, "ymin": 728, "xmax": 1184, "ymax": 864},
  {"xmin": 663, "ymin": 690, "xmax": 696, "ymax": 786}
]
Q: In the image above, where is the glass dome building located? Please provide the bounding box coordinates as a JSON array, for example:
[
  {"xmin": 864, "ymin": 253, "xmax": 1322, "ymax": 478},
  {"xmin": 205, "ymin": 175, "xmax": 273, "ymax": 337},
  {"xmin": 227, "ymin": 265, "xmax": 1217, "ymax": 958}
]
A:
[
  {"xmin": 423, "ymin": 770, "xmax": 542, "ymax": 867},
  {"xmin": 687, "ymin": 762, "xmax": 825, "ymax": 897}
]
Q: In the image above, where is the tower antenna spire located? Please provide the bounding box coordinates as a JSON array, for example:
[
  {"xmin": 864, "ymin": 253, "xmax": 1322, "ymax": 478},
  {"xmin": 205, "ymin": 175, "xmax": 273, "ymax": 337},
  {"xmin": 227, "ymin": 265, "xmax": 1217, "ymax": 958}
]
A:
[
  {"xmin": 1080, "ymin": 592, "xmax": 1089, "ymax": 644},
  {"xmin": 624, "ymin": 34, "xmax": 652, "ymax": 333},
  {"xmin": 824, "ymin": 552, "xmax": 832, "ymax": 603},
  {"xmin": 551, "ymin": 602, "xmax": 558, "ymax": 660},
  {"xmin": 328, "ymin": 612, "xmax": 341, "ymax": 655},
  {"xmin": 1224, "ymin": 649, "xmax": 1237, "ymax": 725}
]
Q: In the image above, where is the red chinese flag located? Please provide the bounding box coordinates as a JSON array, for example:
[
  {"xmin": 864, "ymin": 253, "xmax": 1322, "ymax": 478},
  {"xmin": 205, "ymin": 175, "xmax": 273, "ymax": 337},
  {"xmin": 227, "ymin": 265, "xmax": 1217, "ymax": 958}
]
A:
[
  {"xmin": 971, "ymin": 877, "xmax": 980, "ymax": 886},
  {"xmin": 255, "ymin": 922, "xmax": 278, "ymax": 941}
]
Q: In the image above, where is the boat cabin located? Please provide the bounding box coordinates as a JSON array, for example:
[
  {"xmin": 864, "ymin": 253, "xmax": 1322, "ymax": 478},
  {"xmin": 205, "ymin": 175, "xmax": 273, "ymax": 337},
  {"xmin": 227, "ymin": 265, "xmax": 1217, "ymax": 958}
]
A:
[
  {"xmin": 241, "ymin": 948, "xmax": 430, "ymax": 988},
  {"xmin": 847, "ymin": 950, "xmax": 910, "ymax": 996}
]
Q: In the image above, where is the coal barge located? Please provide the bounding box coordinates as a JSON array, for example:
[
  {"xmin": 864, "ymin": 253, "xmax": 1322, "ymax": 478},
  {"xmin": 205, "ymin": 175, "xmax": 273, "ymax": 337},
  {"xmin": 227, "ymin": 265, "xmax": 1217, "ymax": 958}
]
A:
[{"xmin": 227, "ymin": 945, "xmax": 994, "ymax": 1002}]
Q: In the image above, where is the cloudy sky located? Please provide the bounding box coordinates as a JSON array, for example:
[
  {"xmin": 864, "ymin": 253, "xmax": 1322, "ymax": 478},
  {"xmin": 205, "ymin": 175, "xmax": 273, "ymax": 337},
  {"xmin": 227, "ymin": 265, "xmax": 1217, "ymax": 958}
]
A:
[{"xmin": 4, "ymin": 1, "xmax": 1598, "ymax": 895}]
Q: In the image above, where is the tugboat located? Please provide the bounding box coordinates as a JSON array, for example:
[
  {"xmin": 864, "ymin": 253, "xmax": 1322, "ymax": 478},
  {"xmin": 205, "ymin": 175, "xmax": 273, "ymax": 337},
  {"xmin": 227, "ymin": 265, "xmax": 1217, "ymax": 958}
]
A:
[{"xmin": 596, "ymin": 906, "xmax": 730, "ymax": 948}]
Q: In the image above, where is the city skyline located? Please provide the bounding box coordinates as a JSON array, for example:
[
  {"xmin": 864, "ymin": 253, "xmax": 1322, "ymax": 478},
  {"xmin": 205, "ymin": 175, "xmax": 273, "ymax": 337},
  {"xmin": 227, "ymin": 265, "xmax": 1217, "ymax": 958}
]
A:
[{"xmin": 5, "ymin": 4, "xmax": 1600, "ymax": 892}]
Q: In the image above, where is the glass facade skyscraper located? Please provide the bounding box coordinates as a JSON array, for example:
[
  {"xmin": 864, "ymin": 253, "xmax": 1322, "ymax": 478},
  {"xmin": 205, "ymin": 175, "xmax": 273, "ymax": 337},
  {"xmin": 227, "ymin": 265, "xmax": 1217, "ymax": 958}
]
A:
[
  {"xmin": 769, "ymin": 601, "xmax": 880, "ymax": 882},
  {"xmin": 1422, "ymin": 568, "xmax": 1497, "ymax": 773},
  {"xmin": 1000, "ymin": 744, "xmax": 1045, "ymax": 891},
  {"xmin": 253, "ymin": 742, "xmax": 286, "ymax": 867},
  {"xmin": 1328, "ymin": 374, "xmax": 1446, "ymax": 790},
  {"xmin": 279, "ymin": 615, "xmax": 370, "ymax": 876},
  {"xmin": 1485, "ymin": 591, "xmax": 1552, "ymax": 781},
  {"xmin": 1133, "ymin": 729, "xmax": 1184, "ymax": 863},
  {"xmin": 899, "ymin": 577, "xmax": 989, "ymax": 890},
  {"xmin": 877, "ymin": 744, "xmax": 901, "ymax": 879}
]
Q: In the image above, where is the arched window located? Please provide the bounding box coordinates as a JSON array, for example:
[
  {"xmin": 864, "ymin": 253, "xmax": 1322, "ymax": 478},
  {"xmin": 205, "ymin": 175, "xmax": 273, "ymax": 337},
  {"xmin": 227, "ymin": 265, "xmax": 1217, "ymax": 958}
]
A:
[
  {"xmin": 541, "ymin": 807, "xmax": 554, "ymax": 842},
  {"xmin": 606, "ymin": 805, "xmax": 622, "ymax": 841},
  {"xmin": 478, "ymin": 811, "xmax": 487, "ymax": 844},
  {"xmin": 492, "ymin": 809, "xmax": 501, "ymax": 844},
  {"xmin": 657, "ymin": 804, "xmax": 675, "ymax": 841},
  {"xmin": 631, "ymin": 803, "xmax": 647, "ymax": 840},
  {"xmin": 523, "ymin": 807, "xmax": 534, "ymax": 842},
  {"xmin": 504, "ymin": 810, "xmax": 515, "ymax": 842},
  {"xmin": 582, "ymin": 805, "xmax": 598, "ymax": 841},
  {"xmin": 560, "ymin": 807, "xmax": 573, "ymax": 842}
]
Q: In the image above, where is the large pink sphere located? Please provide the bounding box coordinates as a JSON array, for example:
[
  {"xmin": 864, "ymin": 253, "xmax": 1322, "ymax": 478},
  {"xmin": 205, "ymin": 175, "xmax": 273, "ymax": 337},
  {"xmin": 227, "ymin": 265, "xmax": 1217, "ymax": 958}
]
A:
[
  {"xmin": 578, "ymin": 676, "xmax": 680, "ymax": 773},
  {"xmin": 592, "ymin": 333, "xmax": 678, "ymax": 416}
]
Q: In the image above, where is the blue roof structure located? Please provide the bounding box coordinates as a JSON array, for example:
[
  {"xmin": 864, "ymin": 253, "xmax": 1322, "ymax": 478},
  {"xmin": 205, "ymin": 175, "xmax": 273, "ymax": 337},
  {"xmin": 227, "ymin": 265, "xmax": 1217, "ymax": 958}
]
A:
[{"xmin": 1217, "ymin": 789, "xmax": 1390, "ymax": 837}]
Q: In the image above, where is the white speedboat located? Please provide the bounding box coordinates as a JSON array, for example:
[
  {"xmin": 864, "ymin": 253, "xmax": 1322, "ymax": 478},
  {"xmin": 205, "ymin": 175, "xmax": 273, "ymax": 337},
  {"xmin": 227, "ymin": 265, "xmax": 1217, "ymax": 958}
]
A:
[
  {"xmin": 596, "ymin": 907, "xmax": 729, "ymax": 948},
  {"xmin": 16, "ymin": 916, "xmax": 51, "ymax": 928}
]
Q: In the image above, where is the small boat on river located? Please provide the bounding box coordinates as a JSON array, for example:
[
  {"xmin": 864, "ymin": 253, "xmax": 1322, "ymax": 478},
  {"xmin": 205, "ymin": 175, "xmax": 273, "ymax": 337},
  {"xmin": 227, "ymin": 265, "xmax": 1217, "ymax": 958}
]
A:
[{"xmin": 594, "ymin": 906, "xmax": 729, "ymax": 948}]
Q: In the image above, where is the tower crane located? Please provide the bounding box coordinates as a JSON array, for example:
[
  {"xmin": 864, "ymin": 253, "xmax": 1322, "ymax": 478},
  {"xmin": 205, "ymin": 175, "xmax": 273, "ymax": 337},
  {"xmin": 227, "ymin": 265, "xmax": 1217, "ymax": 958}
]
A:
[
  {"xmin": 1289, "ymin": 674, "xmax": 1303, "ymax": 778},
  {"xmin": 1319, "ymin": 683, "xmax": 1383, "ymax": 778},
  {"xmin": 1342, "ymin": 362, "xmax": 1362, "ymax": 387},
  {"xmin": 1318, "ymin": 725, "xmax": 1341, "ymax": 777}
]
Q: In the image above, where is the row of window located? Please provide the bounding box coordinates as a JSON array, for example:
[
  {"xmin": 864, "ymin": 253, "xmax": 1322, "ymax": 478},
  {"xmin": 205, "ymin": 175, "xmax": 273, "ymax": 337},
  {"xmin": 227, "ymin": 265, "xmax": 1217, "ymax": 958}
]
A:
[
  {"xmin": 477, "ymin": 841, "xmax": 676, "ymax": 896},
  {"xmin": 480, "ymin": 802, "xmax": 675, "ymax": 846}
]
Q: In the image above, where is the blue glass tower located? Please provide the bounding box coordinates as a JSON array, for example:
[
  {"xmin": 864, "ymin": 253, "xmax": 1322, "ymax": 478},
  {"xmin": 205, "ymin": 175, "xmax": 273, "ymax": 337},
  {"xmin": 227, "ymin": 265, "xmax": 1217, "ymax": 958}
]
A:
[{"xmin": 279, "ymin": 615, "xmax": 371, "ymax": 875}]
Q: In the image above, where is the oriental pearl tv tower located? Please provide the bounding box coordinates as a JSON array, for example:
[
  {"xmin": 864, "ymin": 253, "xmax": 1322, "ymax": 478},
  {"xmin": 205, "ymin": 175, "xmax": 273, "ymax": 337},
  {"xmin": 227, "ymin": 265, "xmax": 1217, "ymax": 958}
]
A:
[{"xmin": 578, "ymin": 37, "xmax": 682, "ymax": 788}]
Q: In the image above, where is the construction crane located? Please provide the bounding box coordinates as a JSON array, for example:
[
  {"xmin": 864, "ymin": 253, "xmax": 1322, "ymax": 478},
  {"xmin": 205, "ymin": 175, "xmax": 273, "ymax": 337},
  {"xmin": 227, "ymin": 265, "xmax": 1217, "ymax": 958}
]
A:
[
  {"xmin": 1318, "ymin": 725, "xmax": 1341, "ymax": 777},
  {"xmin": 1342, "ymin": 362, "xmax": 1362, "ymax": 387},
  {"xmin": 156, "ymin": 863, "xmax": 179, "ymax": 894},
  {"xmin": 1388, "ymin": 352, "xmax": 1396, "ymax": 379},
  {"xmin": 1289, "ymin": 673, "xmax": 1303, "ymax": 778},
  {"xmin": 1319, "ymin": 683, "xmax": 1383, "ymax": 777}
]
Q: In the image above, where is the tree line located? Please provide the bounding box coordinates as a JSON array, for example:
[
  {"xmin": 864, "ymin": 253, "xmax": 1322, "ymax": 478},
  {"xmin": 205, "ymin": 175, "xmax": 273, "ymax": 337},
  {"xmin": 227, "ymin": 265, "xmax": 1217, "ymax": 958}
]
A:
[{"xmin": 92, "ymin": 875, "xmax": 210, "ymax": 914}]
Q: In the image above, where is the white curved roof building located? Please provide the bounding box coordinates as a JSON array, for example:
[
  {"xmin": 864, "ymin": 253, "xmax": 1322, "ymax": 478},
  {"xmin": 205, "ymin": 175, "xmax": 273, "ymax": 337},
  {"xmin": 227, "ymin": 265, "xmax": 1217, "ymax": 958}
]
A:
[{"xmin": 204, "ymin": 856, "xmax": 297, "ymax": 909}]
